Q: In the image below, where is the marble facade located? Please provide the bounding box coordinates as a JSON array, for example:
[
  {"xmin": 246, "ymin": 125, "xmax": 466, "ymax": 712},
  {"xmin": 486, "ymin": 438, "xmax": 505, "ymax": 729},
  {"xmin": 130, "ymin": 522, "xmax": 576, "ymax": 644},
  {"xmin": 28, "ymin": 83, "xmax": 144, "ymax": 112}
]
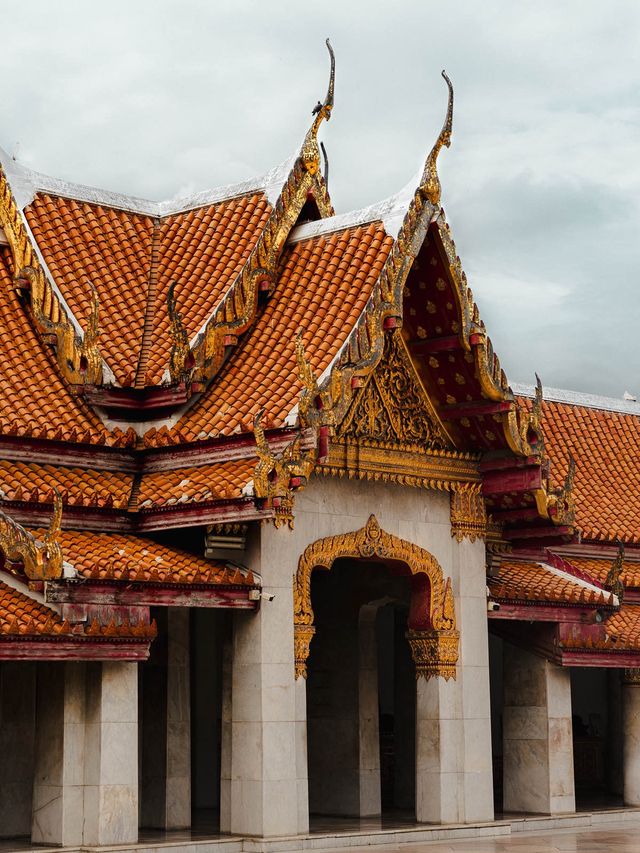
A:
[{"xmin": 502, "ymin": 644, "xmax": 575, "ymax": 815}]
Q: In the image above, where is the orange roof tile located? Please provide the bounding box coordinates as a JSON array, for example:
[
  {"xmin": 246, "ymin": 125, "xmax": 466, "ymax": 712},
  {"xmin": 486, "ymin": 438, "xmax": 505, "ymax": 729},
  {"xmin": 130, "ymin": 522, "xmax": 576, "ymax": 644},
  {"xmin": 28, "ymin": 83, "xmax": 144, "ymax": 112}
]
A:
[
  {"xmin": 527, "ymin": 399, "xmax": 640, "ymax": 544},
  {"xmin": 560, "ymin": 603, "xmax": 640, "ymax": 652},
  {"xmin": 25, "ymin": 192, "xmax": 271, "ymax": 387},
  {"xmin": 568, "ymin": 556, "xmax": 640, "ymax": 591},
  {"xmin": 0, "ymin": 251, "xmax": 132, "ymax": 445},
  {"xmin": 0, "ymin": 460, "xmax": 133, "ymax": 509},
  {"xmin": 137, "ymin": 458, "xmax": 256, "ymax": 507},
  {"xmin": 488, "ymin": 559, "xmax": 615, "ymax": 606},
  {"xmin": 31, "ymin": 528, "xmax": 256, "ymax": 586},
  {"xmin": 152, "ymin": 222, "xmax": 393, "ymax": 444},
  {"xmin": 0, "ymin": 579, "xmax": 155, "ymax": 640}
]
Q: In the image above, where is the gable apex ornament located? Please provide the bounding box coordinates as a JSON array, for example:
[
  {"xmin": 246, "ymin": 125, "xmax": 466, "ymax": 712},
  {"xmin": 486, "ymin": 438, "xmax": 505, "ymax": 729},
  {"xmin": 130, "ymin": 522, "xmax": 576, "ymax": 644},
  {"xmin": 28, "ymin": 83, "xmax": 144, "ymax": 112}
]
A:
[
  {"xmin": 301, "ymin": 39, "xmax": 335, "ymax": 176},
  {"xmin": 421, "ymin": 70, "xmax": 454, "ymax": 205}
]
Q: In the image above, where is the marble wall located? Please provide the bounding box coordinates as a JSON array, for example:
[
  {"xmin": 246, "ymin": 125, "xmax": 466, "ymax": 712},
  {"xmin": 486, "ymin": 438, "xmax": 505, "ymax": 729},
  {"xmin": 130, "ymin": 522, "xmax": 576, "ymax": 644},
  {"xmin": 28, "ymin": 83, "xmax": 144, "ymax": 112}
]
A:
[
  {"xmin": 227, "ymin": 476, "xmax": 494, "ymax": 835},
  {"xmin": 502, "ymin": 644, "xmax": 575, "ymax": 814},
  {"xmin": 623, "ymin": 680, "xmax": 640, "ymax": 805}
]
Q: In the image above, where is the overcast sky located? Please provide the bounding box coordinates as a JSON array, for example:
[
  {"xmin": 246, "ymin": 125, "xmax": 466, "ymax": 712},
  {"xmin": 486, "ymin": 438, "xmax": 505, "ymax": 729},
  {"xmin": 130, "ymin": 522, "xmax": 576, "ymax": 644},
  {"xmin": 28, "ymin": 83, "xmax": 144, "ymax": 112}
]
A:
[{"xmin": 1, "ymin": 1, "xmax": 638, "ymax": 398}]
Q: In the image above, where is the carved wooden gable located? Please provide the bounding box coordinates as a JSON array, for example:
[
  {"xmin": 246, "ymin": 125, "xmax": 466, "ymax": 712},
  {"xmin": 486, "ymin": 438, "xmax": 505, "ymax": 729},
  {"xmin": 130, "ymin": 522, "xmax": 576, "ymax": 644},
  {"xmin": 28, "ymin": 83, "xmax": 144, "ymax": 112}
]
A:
[{"xmin": 338, "ymin": 331, "xmax": 453, "ymax": 450}]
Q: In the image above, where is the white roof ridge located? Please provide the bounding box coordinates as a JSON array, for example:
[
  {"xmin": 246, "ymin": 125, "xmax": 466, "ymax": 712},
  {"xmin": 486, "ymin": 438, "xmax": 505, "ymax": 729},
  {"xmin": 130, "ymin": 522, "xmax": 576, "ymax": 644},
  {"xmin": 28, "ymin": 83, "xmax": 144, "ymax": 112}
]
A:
[
  {"xmin": 512, "ymin": 381, "xmax": 640, "ymax": 416},
  {"xmin": 0, "ymin": 145, "xmax": 295, "ymax": 215},
  {"xmin": 288, "ymin": 167, "xmax": 423, "ymax": 244}
]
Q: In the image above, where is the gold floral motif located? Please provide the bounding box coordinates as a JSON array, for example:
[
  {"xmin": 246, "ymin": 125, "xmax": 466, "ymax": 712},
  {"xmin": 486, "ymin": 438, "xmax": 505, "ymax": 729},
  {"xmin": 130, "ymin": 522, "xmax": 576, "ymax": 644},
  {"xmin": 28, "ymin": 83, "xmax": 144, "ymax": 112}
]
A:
[
  {"xmin": 450, "ymin": 487, "xmax": 487, "ymax": 542},
  {"xmin": 624, "ymin": 669, "xmax": 640, "ymax": 686},
  {"xmin": 0, "ymin": 165, "xmax": 103, "ymax": 386},
  {"xmin": 339, "ymin": 332, "xmax": 451, "ymax": 448},
  {"xmin": 293, "ymin": 515, "xmax": 458, "ymax": 679},
  {"xmin": 0, "ymin": 492, "xmax": 63, "ymax": 580},
  {"xmin": 406, "ymin": 628, "xmax": 459, "ymax": 680}
]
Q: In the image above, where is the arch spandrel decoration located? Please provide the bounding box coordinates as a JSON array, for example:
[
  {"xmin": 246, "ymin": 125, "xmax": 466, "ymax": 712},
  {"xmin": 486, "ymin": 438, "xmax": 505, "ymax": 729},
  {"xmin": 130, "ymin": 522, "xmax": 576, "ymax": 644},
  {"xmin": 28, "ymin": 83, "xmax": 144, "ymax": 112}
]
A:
[{"xmin": 293, "ymin": 514, "xmax": 459, "ymax": 681}]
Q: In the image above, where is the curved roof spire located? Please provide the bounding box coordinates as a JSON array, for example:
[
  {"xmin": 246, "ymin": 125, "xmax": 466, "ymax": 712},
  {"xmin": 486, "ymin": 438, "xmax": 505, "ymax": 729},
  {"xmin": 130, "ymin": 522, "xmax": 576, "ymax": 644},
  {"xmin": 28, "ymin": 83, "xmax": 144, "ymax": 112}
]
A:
[
  {"xmin": 301, "ymin": 39, "xmax": 335, "ymax": 175},
  {"xmin": 421, "ymin": 70, "xmax": 454, "ymax": 205}
]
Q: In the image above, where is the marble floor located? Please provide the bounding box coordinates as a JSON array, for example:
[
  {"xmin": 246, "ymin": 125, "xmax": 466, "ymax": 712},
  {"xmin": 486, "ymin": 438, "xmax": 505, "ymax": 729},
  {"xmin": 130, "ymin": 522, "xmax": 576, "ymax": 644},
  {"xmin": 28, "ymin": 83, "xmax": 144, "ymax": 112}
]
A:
[{"xmin": 333, "ymin": 822, "xmax": 640, "ymax": 852}]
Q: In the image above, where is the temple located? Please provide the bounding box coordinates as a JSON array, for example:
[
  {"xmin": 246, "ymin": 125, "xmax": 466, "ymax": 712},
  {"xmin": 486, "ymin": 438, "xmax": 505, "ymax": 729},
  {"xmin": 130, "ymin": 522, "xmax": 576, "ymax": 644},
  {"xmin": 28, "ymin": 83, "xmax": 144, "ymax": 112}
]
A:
[{"xmin": 1, "ymin": 43, "xmax": 640, "ymax": 852}]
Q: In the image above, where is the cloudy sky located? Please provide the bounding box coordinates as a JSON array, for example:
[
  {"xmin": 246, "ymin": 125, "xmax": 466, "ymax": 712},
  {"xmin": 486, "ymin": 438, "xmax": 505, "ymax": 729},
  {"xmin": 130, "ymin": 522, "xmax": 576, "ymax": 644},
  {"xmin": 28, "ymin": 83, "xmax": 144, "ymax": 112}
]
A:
[{"xmin": 1, "ymin": 1, "xmax": 638, "ymax": 398}]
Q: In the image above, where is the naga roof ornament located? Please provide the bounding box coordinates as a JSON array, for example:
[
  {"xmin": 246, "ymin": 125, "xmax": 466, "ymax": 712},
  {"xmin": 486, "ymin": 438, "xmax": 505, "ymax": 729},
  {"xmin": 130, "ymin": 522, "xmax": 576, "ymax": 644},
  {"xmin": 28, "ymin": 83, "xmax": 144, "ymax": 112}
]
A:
[
  {"xmin": 421, "ymin": 70, "xmax": 454, "ymax": 205},
  {"xmin": 0, "ymin": 491, "xmax": 63, "ymax": 580},
  {"xmin": 301, "ymin": 39, "xmax": 335, "ymax": 176},
  {"xmin": 0, "ymin": 162, "xmax": 103, "ymax": 387}
]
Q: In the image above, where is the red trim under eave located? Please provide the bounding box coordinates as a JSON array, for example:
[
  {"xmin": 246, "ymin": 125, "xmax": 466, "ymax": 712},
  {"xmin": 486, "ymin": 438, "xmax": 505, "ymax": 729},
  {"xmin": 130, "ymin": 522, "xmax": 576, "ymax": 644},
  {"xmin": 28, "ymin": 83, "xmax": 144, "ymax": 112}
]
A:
[
  {"xmin": 488, "ymin": 603, "xmax": 606, "ymax": 623},
  {"xmin": 559, "ymin": 649, "xmax": 640, "ymax": 668},
  {"xmin": 46, "ymin": 582, "xmax": 259, "ymax": 609},
  {"xmin": 0, "ymin": 639, "xmax": 151, "ymax": 661},
  {"xmin": 0, "ymin": 497, "xmax": 273, "ymax": 532}
]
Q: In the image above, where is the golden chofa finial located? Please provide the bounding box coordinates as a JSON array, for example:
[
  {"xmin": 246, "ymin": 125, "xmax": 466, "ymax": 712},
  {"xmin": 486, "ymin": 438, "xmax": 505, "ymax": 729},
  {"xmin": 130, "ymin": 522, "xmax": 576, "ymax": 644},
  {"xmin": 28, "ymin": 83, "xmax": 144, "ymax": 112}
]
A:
[
  {"xmin": 421, "ymin": 70, "xmax": 454, "ymax": 205},
  {"xmin": 301, "ymin": 39, "xmax": 335, "ymax": 175}
]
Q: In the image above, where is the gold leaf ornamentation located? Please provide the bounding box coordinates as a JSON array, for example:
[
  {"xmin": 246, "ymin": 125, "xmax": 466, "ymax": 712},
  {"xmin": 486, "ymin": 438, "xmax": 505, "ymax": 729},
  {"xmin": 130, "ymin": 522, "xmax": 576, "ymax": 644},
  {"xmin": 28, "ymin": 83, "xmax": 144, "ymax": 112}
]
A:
[
  {"xmin": 339, "ymin": 331, "xmax": 451, "ymax": 449},
  {"xmin": 0, "ymin": 493, "xmax": 63, "ymax": 580},
  {"xmin": 293, "ymin": 514, "xmax": 458, "ymax": 680},
  {"xmin": 450, "ymin": 487, "xmax": 487, "ymax": 542}
]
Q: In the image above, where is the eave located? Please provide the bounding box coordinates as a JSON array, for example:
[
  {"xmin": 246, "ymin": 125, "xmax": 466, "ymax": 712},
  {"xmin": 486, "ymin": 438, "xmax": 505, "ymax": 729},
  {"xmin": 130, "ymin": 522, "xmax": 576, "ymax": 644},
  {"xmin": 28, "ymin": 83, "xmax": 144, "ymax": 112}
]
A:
[
  {"xmin": 45, "ymin": 579, "xmax": 259, "ymax": 609},
  {"xmin": 83, "ymin": 383, "xmax": 190, "ymax": 419},
  {"xmin": 0, "ymin": 638, "xmax": 151, "ymax": 661},
  {"xmin": 1, "ymin": 497, "xmax": 273, "ymax": 532}
]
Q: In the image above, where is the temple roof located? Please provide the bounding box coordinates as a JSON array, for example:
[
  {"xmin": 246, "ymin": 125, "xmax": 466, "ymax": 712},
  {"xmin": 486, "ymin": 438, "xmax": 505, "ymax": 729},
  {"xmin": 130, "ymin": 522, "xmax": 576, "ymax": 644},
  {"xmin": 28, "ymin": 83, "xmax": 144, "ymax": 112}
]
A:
[
  {"xmin": 25, "ymin": 191, "xmax": 271, "ymax": 387},
  {"xmin": 488, "ymin": 557, "xmax": 616, "ymax": 608},
  {"xmin": 517, "ymin": 386, "xmax": 640, "ymax": 544}
]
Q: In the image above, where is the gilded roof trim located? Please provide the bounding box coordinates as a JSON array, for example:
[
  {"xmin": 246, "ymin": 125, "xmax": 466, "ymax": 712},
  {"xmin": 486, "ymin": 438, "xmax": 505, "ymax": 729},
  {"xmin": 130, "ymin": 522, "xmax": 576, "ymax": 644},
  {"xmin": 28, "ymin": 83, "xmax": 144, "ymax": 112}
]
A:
[{"xmin": 0, "ymin": 163, "xmax": 104, "ymax": 386}]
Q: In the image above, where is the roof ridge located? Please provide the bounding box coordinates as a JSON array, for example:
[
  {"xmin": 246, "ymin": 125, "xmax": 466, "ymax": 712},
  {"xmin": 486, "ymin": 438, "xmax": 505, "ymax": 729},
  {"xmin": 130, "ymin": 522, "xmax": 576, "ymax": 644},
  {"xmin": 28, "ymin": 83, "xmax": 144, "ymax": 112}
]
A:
[
  {"xmin": 133, "ymin": 219, "xmax": 162, "ymax": 388},
  {"xmin": 513, "ymin": 382, "xmax": 640, "ymax": 416},
  {"xmin": 1, "ymin": 145, "xmax": 295, "ymax": 217}
]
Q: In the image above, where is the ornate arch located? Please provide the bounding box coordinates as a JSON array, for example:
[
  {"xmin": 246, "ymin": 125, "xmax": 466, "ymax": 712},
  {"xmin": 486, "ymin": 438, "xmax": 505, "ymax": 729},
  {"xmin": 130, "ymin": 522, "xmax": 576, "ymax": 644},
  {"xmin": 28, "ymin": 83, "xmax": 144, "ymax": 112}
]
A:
[{"xmin": 293, "ymin": 515, "xmax": 459, "ymax": 681}]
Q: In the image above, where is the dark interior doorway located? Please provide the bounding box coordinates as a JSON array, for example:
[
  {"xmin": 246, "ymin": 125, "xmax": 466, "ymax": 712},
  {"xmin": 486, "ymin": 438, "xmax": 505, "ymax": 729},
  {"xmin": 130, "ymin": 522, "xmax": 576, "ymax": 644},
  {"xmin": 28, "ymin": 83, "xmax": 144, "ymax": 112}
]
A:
[{"xmin": 306, "ymin": 558, "xmax": 415, "ymax": 819}]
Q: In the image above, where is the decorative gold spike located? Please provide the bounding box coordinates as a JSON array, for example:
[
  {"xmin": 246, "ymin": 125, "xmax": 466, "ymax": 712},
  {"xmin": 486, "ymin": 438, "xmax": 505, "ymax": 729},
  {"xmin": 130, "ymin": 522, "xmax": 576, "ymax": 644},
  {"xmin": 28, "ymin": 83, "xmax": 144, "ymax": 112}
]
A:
[
  {"xmin": 301, "ymin": 39, "xmax": 335, "ymax": 175},
  {"xmin": 421, "ymin": 70, "xmax": 453, "ymax": 205},
  {"xmin": 80, "ymin": 283, "xmax": 102, "ymax": 383},
  {"xmin": 167, "ymin": 281, "xmax": 192, "ymax": 383},
  {"xmin": 605, "ymin": 540, "xmax": 625, "ymax": 603}
]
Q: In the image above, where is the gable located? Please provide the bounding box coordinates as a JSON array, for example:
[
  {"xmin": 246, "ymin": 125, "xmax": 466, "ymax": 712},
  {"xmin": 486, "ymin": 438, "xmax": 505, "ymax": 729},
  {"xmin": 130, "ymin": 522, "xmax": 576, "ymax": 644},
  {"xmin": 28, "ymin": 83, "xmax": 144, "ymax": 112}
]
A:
[{"xmin": 338, "ymin": 330, "xmax": 454, "ymax": 450}]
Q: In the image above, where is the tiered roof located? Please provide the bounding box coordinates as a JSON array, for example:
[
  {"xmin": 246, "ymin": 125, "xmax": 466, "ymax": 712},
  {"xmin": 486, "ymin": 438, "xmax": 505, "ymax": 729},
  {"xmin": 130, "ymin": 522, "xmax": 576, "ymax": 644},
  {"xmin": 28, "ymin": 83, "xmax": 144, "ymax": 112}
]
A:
[{"xmin": 0, "ymin": 47, "xmax": 638, "ymax": 666}]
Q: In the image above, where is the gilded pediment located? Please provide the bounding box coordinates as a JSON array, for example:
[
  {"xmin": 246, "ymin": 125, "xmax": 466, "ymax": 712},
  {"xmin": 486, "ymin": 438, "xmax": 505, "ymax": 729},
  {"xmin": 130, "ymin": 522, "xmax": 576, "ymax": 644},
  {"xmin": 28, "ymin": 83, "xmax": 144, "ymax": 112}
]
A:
[{"xmin": 338, "ymin": 331, "xmax": 453, "ymax": 450}]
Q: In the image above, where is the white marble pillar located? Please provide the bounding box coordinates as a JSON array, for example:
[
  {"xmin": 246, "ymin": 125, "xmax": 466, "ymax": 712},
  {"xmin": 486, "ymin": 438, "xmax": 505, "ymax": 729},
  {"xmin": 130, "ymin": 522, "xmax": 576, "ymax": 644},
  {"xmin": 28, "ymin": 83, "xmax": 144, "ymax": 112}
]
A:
[
  {"xmin": 0, "ymin": 663, "xmax": 36, "ymax": 839},
  {"xmin": 83, "ymin": 661, "xmax": 139, "ymax": 846},
  {"xmin": 227, "ymin": 525, "xmax": 303, "ymax": 838},
  {"xmin": 502, "ymin": 644, "xmax": 575, "ymax": 814},
  {"xmin": 165, "ymin": 609, "xmax": 191, "ymax": 828},
  {"xmin": 358, "ymin": 605, "xmax": 381, "ymax": 816},
  {"xmin": 622, "ymin": 670, "xmax": 640, "ymax": 805},
  {"xmin": 455, "ymin": 538, "xmax": 494, "ymax": 822},
  {"xmin": 415, "ymin": 675, "xmax": 462, "ymax": 823},
  {"xmin": 31, "ymin": 663, "xmax": 85, "ymax": 846}
]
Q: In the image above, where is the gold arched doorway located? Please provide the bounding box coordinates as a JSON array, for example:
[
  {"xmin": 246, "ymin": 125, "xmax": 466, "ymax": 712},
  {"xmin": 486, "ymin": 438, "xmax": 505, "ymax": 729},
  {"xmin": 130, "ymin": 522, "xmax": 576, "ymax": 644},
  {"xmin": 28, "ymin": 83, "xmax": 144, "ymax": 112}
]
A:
[{"xmin": 293, "ymin": 514, "xmax": 459, "ymax": 680}]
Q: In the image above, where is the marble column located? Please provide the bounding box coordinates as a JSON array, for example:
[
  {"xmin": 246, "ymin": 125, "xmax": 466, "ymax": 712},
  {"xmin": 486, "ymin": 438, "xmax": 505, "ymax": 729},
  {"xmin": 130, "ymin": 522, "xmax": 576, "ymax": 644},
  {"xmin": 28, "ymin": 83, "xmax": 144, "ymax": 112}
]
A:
[
  {"xmin": 226, "ymin": 525, "xmax": 304, "ymax": 838},
  {"xmin": 622, "ymin": 669, "xmax": 640, "ymax": 805},
  {"xmin": 502, "ymin": 644, "xmax": 575, "ymax": 814},
  {"xmin": 415, "ymin": 675, "xmax": 462, "ymax": 823},
  {"xmin": 219, "ymin": 634, "xmax": 233, "ymax": 832},
  {"xmin": 454, "ymin": 538, "xmax": 495, "ymax": 823},
  {"xmin": 358, "ymin": 605, "xmax": 381, "ymax": 816},
  {"xmin": 0, "ymin": 662, "xmax": 36, "ymax": 839},
  {"xmin": 83, "ymin": 661, "xmax": 139, "ymax": 846},
  {"xmin": 31, "ymin": 663, "xmax": 85, "ymax": 846},
  {"xmin": 140, "ymin": 609, "xmax": 191, "ymax": 829}
]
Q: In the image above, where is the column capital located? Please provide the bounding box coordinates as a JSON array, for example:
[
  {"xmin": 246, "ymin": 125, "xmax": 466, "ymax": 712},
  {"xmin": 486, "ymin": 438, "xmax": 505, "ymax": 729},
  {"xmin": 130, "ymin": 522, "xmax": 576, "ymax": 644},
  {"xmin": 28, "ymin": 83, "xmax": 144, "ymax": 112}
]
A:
[{"xmin": 623, "ymin": 668, "xmax": 640, "ymax": 686}]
